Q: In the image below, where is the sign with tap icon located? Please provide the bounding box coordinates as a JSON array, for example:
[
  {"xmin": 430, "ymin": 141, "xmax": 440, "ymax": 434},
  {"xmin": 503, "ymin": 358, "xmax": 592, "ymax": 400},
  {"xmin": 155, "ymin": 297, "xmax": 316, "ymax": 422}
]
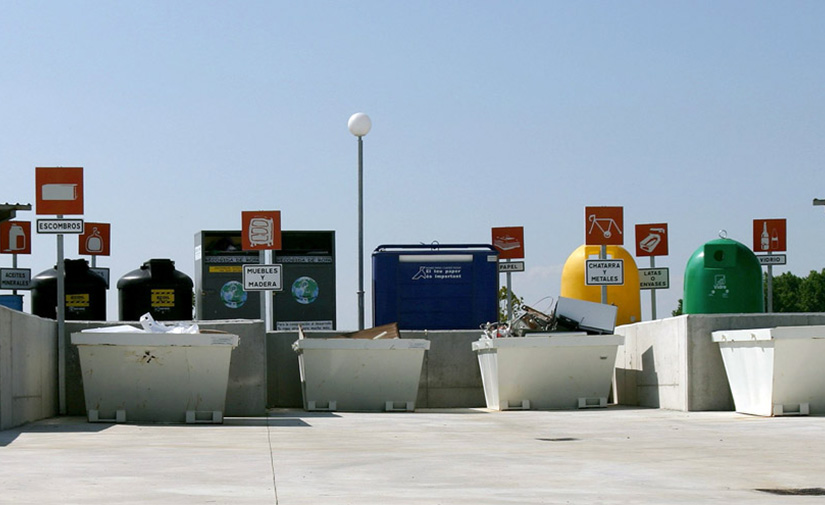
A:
[
  {"xmin": 585, "ymin": 206, "xmax": 624, "ymax": 246},
  {"xmin": 635, "ymin": 223, "xmax": 668, "ymax": 257}
]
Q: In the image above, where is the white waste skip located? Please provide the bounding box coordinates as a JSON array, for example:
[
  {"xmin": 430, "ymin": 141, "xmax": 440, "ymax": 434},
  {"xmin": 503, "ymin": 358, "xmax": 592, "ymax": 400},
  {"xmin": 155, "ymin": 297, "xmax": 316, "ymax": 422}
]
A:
[
  {"xmin": 292, "ymin": 324, "xmax": 429, "ymax": 412},
  {"xmin": 712, "ymin": 325, "xmax": 825, "ymax": 416},
  {"xmin": 472, "ymin": 334, "xmax": 624, "ymax": 410},
  {"xmin": 72, "ymin": 323, "xmax": 239, "ymax": 424}
]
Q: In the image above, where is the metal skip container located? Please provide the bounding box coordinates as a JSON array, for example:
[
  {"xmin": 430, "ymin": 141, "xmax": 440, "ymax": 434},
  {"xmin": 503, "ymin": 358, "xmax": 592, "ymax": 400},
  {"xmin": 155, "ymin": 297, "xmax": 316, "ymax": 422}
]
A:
[
  {"xmin": 473, "ymin": 297, "xmax": 623, "ymax": 411},
  {"xmin": 292, "ymin": 324, "xmax": 429, "ymax": 412},
  {"xmin": 712, "ymin": 326, "xmax": 825, "ymax": 416},
  {"xmin": 72, "ymin": 329, "xmax": 239, "ymax": 423},
  {"xmin": 473, "ymin": 334, "xmax": 623, "ymax": 410}
]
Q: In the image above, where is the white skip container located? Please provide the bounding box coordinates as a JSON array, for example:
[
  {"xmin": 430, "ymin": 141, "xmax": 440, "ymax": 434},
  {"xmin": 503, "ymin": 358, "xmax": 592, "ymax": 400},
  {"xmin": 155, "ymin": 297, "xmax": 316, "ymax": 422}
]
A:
[
  {"xmin": 712, "ymin": 325, "xmax": 825, "ymax": 416},
  {"xmin": 293, "ymin": 338, "xmax": 430, "ymax": 412},
  {"xmin": 472, "ymin": 334, "xmax": 624, "ymax": 410},
  {"xmin": 72, "ymin": 331, "xmax": 239, "ymax": 423}
]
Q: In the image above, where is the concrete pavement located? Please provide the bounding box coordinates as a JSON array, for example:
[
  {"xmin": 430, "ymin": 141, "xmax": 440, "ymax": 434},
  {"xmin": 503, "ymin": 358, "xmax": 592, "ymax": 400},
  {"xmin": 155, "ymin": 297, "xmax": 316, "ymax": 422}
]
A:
[{"xmin": 1, "ymin": 407, "xmax": 824, "ymax": 504}]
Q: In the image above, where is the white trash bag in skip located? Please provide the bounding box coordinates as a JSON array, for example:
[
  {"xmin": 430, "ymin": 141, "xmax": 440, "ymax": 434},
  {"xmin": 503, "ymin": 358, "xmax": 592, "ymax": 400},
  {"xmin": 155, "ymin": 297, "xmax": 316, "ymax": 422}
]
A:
[
  {"xmin": 139, "ymin": 313, "xmax": 200, "ymax": 334},
  {"xmin": 81, "ymin": 313, "xmax": 200, "ymax": 334}
]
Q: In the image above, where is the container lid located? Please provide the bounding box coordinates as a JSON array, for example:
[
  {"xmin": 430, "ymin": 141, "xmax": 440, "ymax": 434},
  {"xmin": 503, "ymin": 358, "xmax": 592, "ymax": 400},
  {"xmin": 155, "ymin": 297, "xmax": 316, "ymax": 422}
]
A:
[
  {"xmin": 712, "ymin": 325, "xmax": 825, "ymax": 342},
  {"xmin": 472, "ymin": 334, "xmax": 623, "ymax": 351},
  {"xmin": 292, "ymin": 338, "xmax": 430, "ymax": 352},
  {"xmin": 71, "ymin": 332, "xmax": 239, "ymax": 347}
]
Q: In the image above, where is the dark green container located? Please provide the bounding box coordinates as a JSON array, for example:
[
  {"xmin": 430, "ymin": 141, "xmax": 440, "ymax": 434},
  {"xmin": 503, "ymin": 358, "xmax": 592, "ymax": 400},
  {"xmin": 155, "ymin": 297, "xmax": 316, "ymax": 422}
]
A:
[{"xmin": 683, "ymin": 238, "xmax": 763, "ymax": 314}]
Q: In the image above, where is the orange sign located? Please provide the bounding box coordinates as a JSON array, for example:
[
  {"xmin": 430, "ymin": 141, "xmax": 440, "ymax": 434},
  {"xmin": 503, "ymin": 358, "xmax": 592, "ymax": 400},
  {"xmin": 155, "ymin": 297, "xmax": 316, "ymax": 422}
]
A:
[
  {"xmin": 492, "ymin": 226, "xmax": 525, "ymax": 259},
  {"xmin": 753, "ymin": 218, "xmax": 786, "ymax": 253},
  {"xmin": 0, "ymin": 221, "xmax": 32, "ymax": 254},
  {"xmin": 36, "ymin": 167, "xmax": 84, "ymax": 215},
  {"xmin": 241, "ymin": 210, "xmax": 282, "ymax": 251},
  {"xmin": 585, "ymin": 206, "xmax": 624, "ymax": 245},
  {"xmin": 635, "ymin": 223, "xmax": 668, "ymax": 257},
  {"xmin": 79, "ymin": 222, "xmax": 111, "ymax": 256}
]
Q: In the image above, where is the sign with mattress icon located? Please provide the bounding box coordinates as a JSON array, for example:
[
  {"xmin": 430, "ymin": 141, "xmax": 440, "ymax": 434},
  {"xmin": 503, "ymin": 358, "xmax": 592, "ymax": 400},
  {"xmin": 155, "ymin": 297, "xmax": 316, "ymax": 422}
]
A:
[{"xmin": 241, "ymin": 210, "xmax": 281, "ymax": 251}]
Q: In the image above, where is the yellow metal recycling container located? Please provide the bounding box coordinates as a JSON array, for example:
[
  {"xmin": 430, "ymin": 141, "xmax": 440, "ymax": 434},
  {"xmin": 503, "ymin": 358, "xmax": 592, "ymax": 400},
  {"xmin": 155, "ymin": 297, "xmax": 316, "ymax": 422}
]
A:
[{"xmin": 560, "ymin": 244, "xmax": 641, "ymax": 325}]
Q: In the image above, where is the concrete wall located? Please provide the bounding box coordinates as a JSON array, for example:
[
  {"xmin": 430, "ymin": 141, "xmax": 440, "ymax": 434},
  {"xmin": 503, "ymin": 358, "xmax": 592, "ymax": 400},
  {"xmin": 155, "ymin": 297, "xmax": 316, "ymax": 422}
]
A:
[
  {"xmin": 66, "ymin": 319, "xmax": 267, "ymax": 417},
  {"xmin": 0, "ymin": 307, "xmax": 57, "ymax": 431},
  {"xmin": 267, "ymin": 330, "xmax": 486, "ymax": 409},
  {"xmin": 614, "ymin": 313, "xmax": 825, "ymax": 411}
]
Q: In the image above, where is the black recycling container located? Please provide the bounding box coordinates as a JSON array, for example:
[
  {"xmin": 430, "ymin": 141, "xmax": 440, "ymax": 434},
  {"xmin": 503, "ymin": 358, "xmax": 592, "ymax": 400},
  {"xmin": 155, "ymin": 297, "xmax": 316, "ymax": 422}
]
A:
[
  {"xmin": 117, "ymin": 259, "xmax": 194, "ymax": 321},
  {"xmin": 31, "ymin": 259, "xmax": 107, "ymax": 321}
]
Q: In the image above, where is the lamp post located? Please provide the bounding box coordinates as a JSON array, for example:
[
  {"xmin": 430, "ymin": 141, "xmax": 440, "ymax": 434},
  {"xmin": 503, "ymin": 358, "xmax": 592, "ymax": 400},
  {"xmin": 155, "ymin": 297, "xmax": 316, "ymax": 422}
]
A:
[{"xmin": 348, "ymin": 112, "xmax": 371, "ymax": 330}]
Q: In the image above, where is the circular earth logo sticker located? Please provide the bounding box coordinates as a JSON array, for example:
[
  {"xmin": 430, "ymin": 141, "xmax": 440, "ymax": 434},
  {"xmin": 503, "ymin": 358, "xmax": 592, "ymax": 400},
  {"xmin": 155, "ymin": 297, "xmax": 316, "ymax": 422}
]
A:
[
  {"xmin": 291, "ymin": 276, "xmax": 319, "ymax": 304},
  {"xmin": 220, "ymin": 280, "xmax": 247, "ymax": 308}
]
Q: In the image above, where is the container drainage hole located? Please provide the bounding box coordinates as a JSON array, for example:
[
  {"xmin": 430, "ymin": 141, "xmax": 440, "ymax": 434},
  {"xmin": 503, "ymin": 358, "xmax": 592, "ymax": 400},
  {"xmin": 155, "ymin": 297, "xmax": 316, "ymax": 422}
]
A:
[
  {"xmin": 536, "ymin": 437, "xmax": 579, "ymax": 442},
  {"xmin": 756, "ymin": 488, "xmax": 825, "ymax": 496}
]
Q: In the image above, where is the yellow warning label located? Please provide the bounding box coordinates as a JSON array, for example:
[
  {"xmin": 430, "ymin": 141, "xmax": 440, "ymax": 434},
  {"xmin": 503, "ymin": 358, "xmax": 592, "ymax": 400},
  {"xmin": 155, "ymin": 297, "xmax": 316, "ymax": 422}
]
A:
[
  {"xmin": 66, "ymin": 293, "xmax": 90, "ymax": 308},
  {"xmin": 209, "ymin": 265, "xmax": 243, "ymax": 273},
  {"xmin": 151, "ymin": 289, "xmax": 175, "ymax": 307}
]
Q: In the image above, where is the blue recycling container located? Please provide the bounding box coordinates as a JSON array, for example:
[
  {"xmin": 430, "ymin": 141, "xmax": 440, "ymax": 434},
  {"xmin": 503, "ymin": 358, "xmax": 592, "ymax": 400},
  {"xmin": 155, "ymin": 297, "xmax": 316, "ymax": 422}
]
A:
[
  {"xmin": 0, "ymin": 294, "xmax": 23, "ymax": 311},
  {"xmin": 372, "ymin": 244, "xmax": 499, "ymax": 330}
]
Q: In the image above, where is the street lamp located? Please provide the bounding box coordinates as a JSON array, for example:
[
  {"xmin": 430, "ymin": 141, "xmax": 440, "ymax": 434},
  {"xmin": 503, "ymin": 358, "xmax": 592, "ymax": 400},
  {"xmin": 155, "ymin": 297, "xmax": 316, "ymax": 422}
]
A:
[{"xmin": 348, "ymin": 112, "xmax": 371, "ymax": 330}]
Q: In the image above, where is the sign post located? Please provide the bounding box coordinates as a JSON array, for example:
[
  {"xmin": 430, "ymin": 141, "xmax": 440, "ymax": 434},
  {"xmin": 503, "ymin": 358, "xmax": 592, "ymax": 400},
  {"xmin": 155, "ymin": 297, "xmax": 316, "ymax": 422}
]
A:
[
  {"xmin": 241, "ymin": 211, "xmax": 282, "ymax": 330},
  {"xmin": 753, "ymin": 218, "xmax": 787, "ymax": 312},
  {"xmin": 635, "ymin": 223, "xmax": 669, "ymax": 320},
  {"xmin": 36, "ymin": 166, "xmax": 84, "ymax": 416},
  {"xmin": 585, "ymin": 207, "xmax": 624, "ymax": 304},
  {"xmin": 492, "ymin": 226, "xmax": 525, "ymax": 321}
]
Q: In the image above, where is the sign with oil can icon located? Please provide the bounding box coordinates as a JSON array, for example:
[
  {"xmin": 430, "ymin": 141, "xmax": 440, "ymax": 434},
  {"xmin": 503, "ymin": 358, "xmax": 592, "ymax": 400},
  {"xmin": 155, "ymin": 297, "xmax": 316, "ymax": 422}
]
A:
[
  {"xmin": 635, "ymin": 223, "xmax": 668, "ymax": 257},
  {"xmin": 0, "ymin": 221, "xmax": 31, "ymax": 254}
]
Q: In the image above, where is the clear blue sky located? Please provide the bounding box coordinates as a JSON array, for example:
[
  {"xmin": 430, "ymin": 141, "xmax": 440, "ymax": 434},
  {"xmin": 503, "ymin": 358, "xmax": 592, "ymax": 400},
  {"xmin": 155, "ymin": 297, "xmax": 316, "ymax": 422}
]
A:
[{"xmin": 2, "ymin": 1, "xmax": 823, "ymax": 328}]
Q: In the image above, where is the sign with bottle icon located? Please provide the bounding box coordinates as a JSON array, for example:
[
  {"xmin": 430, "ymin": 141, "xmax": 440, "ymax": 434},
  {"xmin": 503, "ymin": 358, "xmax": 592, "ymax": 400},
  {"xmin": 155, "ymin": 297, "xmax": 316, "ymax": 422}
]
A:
[
  {"xmin": 241, "ymin": 210, "xmax": 282, "ymax": 251},
  {"xmin": 0, "ymin": 221, "xmax": 31, "ymax": 254},
  {"xmin": 79, "ymin": 222, "xmax": 110, "ymax": 256},
  {"xmin": 752, "ymin": 218, "xmax": 786, "ymax": 253},
  {"xmin": 635, "ymin": 223, "xmax": 668, "ymax": 257}
]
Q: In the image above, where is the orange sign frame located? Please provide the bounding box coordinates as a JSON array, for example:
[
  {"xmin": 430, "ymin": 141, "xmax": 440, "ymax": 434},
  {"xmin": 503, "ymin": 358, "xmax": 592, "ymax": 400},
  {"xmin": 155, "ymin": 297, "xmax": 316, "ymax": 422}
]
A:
[
  {"xmin": 0, "ymin": 221, "xmax": 32, "ymax": 254},
  {"xmin": 635, "ymin": 223, "xmax": 669, "ymax": 257},
  {"xmin": 35, "ymin": 166, "xmax": 84, "ymax": 215},
  {"xmin": 492, "ymin": 226, "xmax": 525, "ymax": 260},
  {"xmin": 585, "ymin": 206, "xmax": 624, "ymax": 246},
  {"xmin": 241, "ymin": 210, "xmax": 282, "ymax": 251},
  {"xmin": 753, "ymin": 218, "xmax": 786, "ymax": 253},
  {"xmin": 79, "ymin": 222, "xmax": 111, "ymax": 256}
]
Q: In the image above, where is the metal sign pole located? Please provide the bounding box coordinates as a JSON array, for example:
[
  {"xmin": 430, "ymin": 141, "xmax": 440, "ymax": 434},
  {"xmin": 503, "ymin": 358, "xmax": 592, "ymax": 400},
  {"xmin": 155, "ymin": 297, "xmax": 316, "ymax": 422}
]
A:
[
  {"xmin": 649, "ymin": 256, "xmax": 657, "ymax": 320},
  {"xmin": 259, "ymin": 250, "xmax": 267, "ymax": 328},
  {"xmin": 506, "ymin": 259, "xmax": 513, "ymax": 321},
  {"xmin": 767, "ymin": 251, "xmax": 774, "ymax": 312},
  {"xmin": 56, "ymin": 216, "xmax": 66, "ymax": 415},
  {"xmin": 12, "ymin": 253, "xmax": 18, "ymax": 295},
  {"xmin": 600, "ymin": 245, "xmax": 607, "ymax": 304}
]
